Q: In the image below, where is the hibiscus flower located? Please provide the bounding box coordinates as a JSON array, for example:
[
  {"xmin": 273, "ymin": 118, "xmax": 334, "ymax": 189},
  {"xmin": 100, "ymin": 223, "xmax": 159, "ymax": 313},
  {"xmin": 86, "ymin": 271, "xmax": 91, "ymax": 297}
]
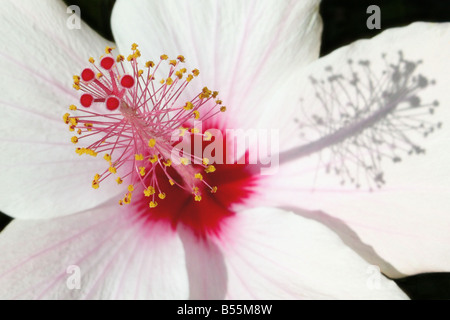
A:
[{"xmin": 0, "ymin": 0, "xmax": 448, "ymax": 299}]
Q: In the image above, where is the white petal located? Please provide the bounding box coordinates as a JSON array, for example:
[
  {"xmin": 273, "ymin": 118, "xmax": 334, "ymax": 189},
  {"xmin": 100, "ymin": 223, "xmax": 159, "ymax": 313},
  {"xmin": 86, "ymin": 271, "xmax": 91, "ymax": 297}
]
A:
[
  {"xmin": 178, "ymin": 228, "xmax": 229, "ymax": 299},
  {"xmin": 208, "ymin": 207, "xmax": 407, "ymax": 299},
  {"xmin": 261, "ymin": 22, "xmax": 450, "ymax": 277},
  {"xmin": 0, "ymin": 0, "xmax": 123, "ymax": 219},
  {"xmin": 111, "ymin": 0, "xmax": 322, "ymax": 129},
  {"xmin": 0, "ymin": 202, "xmax": 189, "ymax": 299}
]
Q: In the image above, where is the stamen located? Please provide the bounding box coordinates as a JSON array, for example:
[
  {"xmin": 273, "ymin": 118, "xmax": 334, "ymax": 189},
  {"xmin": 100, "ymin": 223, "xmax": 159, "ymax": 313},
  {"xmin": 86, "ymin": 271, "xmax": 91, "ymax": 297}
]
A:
[{"xmin": 65, "ymin": 44, "xmax": 225, "ymax": 207}]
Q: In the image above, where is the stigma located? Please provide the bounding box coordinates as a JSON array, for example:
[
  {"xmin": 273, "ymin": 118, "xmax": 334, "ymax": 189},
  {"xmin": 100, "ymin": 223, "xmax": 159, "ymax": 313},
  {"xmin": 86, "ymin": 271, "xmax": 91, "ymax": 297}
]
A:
[{"xmin": 64, "ymin": 44, "xmax": 225, "ymax": 208}]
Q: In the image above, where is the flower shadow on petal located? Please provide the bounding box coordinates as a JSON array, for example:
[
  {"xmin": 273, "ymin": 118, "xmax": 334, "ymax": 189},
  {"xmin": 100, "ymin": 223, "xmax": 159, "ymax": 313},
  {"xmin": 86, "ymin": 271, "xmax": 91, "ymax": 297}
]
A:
[
  {"xmin": 282, "ymin": 51, "xmax": 439, "ymax": 187},
  {"xmin": 281, "ymin": 205, "xmax": 404, "ymax": 278}
]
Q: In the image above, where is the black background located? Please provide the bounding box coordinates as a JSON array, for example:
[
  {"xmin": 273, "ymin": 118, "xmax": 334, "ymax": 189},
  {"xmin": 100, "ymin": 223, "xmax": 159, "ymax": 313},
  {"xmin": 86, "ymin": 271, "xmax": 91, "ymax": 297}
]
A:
[{"xmin": 0, "ymin": 0, "xmax": 449, "ymax": 300}]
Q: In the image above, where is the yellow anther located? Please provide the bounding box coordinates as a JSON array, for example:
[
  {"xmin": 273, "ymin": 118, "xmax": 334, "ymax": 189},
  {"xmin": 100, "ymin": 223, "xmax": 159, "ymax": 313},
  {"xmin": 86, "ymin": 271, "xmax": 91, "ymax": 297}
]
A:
[
  {"xmin": 166, "ymin": 77, "xmax": 173, "ymax": 85},
  {"xmin": 73, "ymin": 75, "xmax": 80, "ymax": 84},
  {"xmin": 116, "ymin": 177, "xmax": 123, "ymax": 185},
  {"xmin": 169, "ymin": 60, "xmax": 177, "ymax": 67},
  {"xmin": 163, "ymin": 159, "xmax": 172, "ymax": 167},
  {"xmin": 68, "ymin": 125, "xmax": 75, "ymax": 132},
  {"xmin": 89, "ymin": 57, "xmax": 95, "ymax": 64},
  {"xmin": 135, "ymin": 154, "xmax": 144, "ymax": 161},
  {"xmin": 192, "ymin": 69, "xmax": 200, "ymax": 76},
  {"xmin": 220, "ymin": 106, "xmax": 227, "ymax": 112},
  {"xmin": 149, "ymin": 154, "xmax": 158, "ymax": 163},
  {"xmin": 131, "ymin": 43, "xmax": 139, "ymax": 50},
  {"xmin": 199, "ymin": 87, "xmax": 212, "ymax": 100},
  {"xmin": 149, "ymin": 201, "xmax": 158, "ymax": 208},
  {"xmin": 158, "ymin": 192, "xmax": 166, "ymax": 200},
  {"xmin": 180, "ymin": 157, "xmax": 189, "ymax": 165},
  {"xmin": 160, "ymin": 79, "xmax": 165, "ymax": 84},
  {"xmin": 105, "ymin": 46, "xmax": 115, "ymax": 54},
  {"xmin": 175, "ymin": 71, "xmax": 183, "ymax": 79},
  {"xmin": 148, "ymin": 75, "xmax": 155, "ymax": 81},
  {"xmin": 205, "ymin": 165, "xmax": 216, "ymax": 173},
  {"xmin": 94, "ymin": 173, "xmax": 100, "ymax": 181},
  {"xmin": 138, "ymin": 69, "xmax": 144, "ymax": 77},
  {"xmin": 104, "ymin": 154, "xmax": 111, "ymax": 162},
  {"xmin": 109, "ymin": 166, "xmax": 117, "ymax": 174},
  {"xmin": 128, "ymin": 184, "xmax": 134, "ymax": 192},
  {"xmin": 69, "ymin": 104, "xmax": 77, "ymax": 111},
  {"xmin": 69, "ymin": 117, "xmax": 78, "ymax": 126},
  {"xmin": 127, "ymin": 54, "xmax": 133, "ymax": 61},
  {"xmin": 160, "ymin": 54, "xmax": 168, "ymax": 60},
  {"xmin": 191, "ymin": 127, "xmax": 200, "ymax": 134},
  {"xmin": 169, "ymin": 179, "xmax": 175, "ymax": 186},
  {"xmin": 73, "ymin": 84, "xmax": 80, "ymax": 90},
  {"xmin": 204, "ymin": 131, "xmax": 212, "ymax": 141},
  {"xmin": 186, "ymin": 74, "xmax": 194, "ymax": 82},
  {"xmin": 194, "ymin": 195, "xmax": 202, "ymax": 202},
  {"xmin": 194, "ymin": 173, "xmax": 203, "ymax": 181},
  {"xmin": 119, "ymin": 200, "xmax": 123, "ymax": 206},
  {"xmin": 133, "ymin": 50, "xmax": 141, "ymax": 58},
  {"xmin": 86, "ymin": 149, "xmax": 97, "ymax": 157},
  {"xmin": 216, "ymin": 99, "xmax": 222, "ymax": 105},
  {"xmin": 71, "ymin": 136, "xmax": 78, "ymax": 144},
  {"xmin": 123, "ymin": 194, "xmax": 131, "ymax": 205},
  {"xmin": 97, "ymin": 73, "xmax": 103, "ymax": 79},
  {"xmin": 202, "ymin": 158, "xmax": 210, "ymax": 165},
  {"xmin": 75, "ymin": 147, "xmax": 85, "ymax": 155},
  {"xmin": 192, "ymin": 186, "xmax": 199, "ymax": 194},
  {"xmin": 145, "ymin": 61, "xmax": 155, "ymax": 68},
  {"xmin": 148, "ymin": 138, "xmax": 156, "ymax": 148},
  {"xmin": 203, "ymin": 87, "xmax": 211, "ymax": 94},
  {"xmin": 177, "ymin": 55, "xmax": 185, "ymax": 62},
  {"xmin": 184, "ymin": 101, "xmax": 194, "ymax": 110},
  {"xmin": 92, "ymin": 180, "xmax": 99, "ymax": 189},
  {"xmin": 63, "ymin": 113, "xmax": 70, "ymax": 124},
  {"xmin": 116, "ymin": 55, "xmax": 125, "ymax": 62},
  {"xmin": 139, "ymin": 166, "xmax": 146, "ymax": 176},
  {"xmin": 193, "ymin": 110, "xmax": 200, "ymax": 120},
  {"xmin": 212, "ymin": 91, "xmax": 219, "ymax": 99},
  {"xmin": 144, "ymin": 186, "xmax": 155, "ymax": 197},
  {"xmin": 77, "ymin": 129, "xmax": 82, "ymax": 135},
  {"xmin": 180, "ymin": 68, "xmax": 187, "ymax": 73}
]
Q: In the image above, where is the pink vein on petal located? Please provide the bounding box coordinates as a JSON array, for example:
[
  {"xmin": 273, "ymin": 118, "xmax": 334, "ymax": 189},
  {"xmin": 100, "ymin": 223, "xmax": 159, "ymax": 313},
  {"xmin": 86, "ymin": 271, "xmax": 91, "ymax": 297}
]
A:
[
  {"xmin": 0, "ymin": 51, "xmax": 77, "ymax": 100},
  {"xmin": 0, "ymin": 211, "xmax": 118, "ymax": 281}
]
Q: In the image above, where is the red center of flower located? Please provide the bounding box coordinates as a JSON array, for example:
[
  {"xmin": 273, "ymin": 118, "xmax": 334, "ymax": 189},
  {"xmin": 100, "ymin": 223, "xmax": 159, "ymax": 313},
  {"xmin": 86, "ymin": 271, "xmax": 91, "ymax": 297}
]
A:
[
  {"xmin": 134, "ymin": 133, "xmax": 260, "ymax": 238},
  {"xmin": 64, "ymin": 44, "xmax": 257, "ymax": 238}
]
